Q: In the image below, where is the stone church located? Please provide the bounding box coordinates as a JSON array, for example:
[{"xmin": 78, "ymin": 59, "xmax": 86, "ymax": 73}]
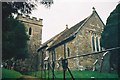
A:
[{"xmin": 37, "ymin": 8, "xmax": 106, "ymax": 71}]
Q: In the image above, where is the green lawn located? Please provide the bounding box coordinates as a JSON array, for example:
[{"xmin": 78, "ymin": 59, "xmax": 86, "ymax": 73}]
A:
[
  {"xmin": 2, "ymin": 68, "xmax": 22, "ymax": 79},
  {"xmin": 26, "ymin": 70, "xmax": 118, "ymax": 79},
  {"xmin": 2, "ymin": 68, "xmax": 118, "ymax": 80}
]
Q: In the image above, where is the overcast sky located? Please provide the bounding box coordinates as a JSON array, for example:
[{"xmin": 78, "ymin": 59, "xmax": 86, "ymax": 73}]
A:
[{"xmin": 31, "ymin": 0, "xmax": 119, "ymax": 43}]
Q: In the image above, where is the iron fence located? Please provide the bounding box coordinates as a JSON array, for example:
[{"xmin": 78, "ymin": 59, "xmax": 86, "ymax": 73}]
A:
[{"xmin": 41, "ymin": 47, "xmax": 120, "ymax": 80}]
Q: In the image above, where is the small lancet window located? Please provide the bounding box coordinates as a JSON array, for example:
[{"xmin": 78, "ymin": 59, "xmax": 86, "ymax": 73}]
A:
[
  {"xmin": 29, "ymin": 27, "xmax": 32, "ymax": 35},
  {"xmin": 92, "ymin": 36, "xmax": 95, "ymax": 51}
]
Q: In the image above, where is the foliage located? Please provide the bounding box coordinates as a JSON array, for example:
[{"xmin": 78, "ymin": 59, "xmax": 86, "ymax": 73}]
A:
[
  {"xmin": 2, "ymin": 17, "xmax": 29, "ymax": 60},
  {"xmin": 2, "ymin": 1, "xmax": 53, "ymax": 60},
  {"xmin": 2, "ymin": 1, "xmax": 36, "ymax": 60},
  {"xmin": 40, "ymin": 0, "xmax": 54, "ymax": 8},
  {"xmin": 2, "ymin": 2, "xmax": 35, "ymax": 20},
  {"xmin": 100, "ymin": 3, "xmax": 120, "ymax": 77},
  {"xmin": 100, "ymin": 3, "xmax": 120, "ymax": 49},
  {"xmin": 2, "ymin": 0, "xmax": 53, "ymax": 20},
  {"xmin": 2, "ymin": 68, "xmax": 22, "ymax": 79}
]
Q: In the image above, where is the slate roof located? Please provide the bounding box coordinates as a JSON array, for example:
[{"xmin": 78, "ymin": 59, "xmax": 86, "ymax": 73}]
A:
[
  {"xmin": 37, "ymin": 29, "xmax": 67, "ymax": 52},
  {"xmin": 48, "ymin": 18, "xmax": 88, "ymax": 49}
]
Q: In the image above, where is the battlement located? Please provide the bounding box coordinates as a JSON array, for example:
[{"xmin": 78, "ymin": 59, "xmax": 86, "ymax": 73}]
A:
[{"xmin": 17, "ymin": 14, "xmax": 43, "ymax": 26}]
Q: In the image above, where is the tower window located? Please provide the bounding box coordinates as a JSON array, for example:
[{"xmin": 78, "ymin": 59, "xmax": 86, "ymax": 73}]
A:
[{"xmin": 29, "ymin": 27, "xmax": 32, "ymax": 35}]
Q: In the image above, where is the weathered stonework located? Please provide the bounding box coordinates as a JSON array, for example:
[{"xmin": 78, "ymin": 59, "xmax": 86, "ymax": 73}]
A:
[
  {"xmin": 17, "ymin": 15, "xmax": 43, "ymax": 55},
  {"xmin": 17, "ymin": 15, "xmax": 43, "ymax": 71},
  {"xmin": 49, "ymin": 10, "xmax": 104, "ymax": 70},
  {"xmin": 38, "ymin": 9, "xmax": 106, "ymax": 72}
]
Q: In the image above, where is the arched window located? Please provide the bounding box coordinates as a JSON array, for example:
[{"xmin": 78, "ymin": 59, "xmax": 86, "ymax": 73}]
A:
[
  {"xmin": 96, "ymin": 37, "xmax": 99, "ymax": 51},
  {"xmin": 29, "ymin": 27, "xmax": 32, "ymax": 35},
  {"xmin": 92, "ymin": 36, "xmax": 95, "ymax": 51}
]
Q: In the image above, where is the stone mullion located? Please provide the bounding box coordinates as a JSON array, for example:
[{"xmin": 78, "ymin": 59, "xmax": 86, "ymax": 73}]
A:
[{"xmin": 98, "ymin": 36, "xmax": 101, "ymax": 51}]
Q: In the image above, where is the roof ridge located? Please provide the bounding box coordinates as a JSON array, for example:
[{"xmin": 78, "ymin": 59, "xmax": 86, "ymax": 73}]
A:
[
  {"xmin": 47, "ymin": 17, "xmax": 88, "ymax": 49},
  {"xmin": 38, "ymin": 9, "xmax": 105, "ymax": 51},
  {"xmin": 74, "ymin": 9, "xmax": 105, "ymax": 35},
  {"xmin": 47, "ymin": 29, "xmax": 67, "ymax": 47}
]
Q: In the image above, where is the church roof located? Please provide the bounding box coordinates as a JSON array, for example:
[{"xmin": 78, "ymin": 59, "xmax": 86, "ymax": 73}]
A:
[
  {"xmin": 37, "ymin": 8, "xmax": 105, "ymax": 51},
  {"xmin": 37, "ymin": 29, "xmax": 67, "ymax": 52},
  {"xmin": 47, "ymin": 18, "xmax": 88, "ymax": 50}
]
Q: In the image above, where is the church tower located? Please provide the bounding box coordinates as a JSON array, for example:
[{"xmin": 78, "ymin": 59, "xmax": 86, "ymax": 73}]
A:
[{"xmin": 17, "ymin": 14, "xmax": 43, "ymax": 55}]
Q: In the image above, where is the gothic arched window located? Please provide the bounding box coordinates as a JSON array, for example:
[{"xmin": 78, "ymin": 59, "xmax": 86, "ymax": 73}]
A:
[
  {"xmin": 92, "ymin": 36, "xmax": 95, "ymax": 51},
  {"xmin": 96, "ymin": 37, "xmax": 99, "ymax": 51}
]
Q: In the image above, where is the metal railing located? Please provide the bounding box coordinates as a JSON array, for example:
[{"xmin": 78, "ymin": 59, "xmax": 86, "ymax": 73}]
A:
[{"xmin": 41, "ymin": 47, "xmax": 120, "ymax": 80}]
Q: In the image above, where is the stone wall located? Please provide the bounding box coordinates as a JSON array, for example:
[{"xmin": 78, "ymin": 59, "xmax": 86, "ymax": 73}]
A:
[{"xmin": 52, "ymin": 12, "xmax": 104, "ymax": 70}]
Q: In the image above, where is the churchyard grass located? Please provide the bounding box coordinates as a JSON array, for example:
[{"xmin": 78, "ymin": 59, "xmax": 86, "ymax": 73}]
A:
[
  {"xmin": 2, "ymin": 68, "xmax": 22, "ymax": 79},
  {"xmin": 26, "ymin": 70, "xmax": 118, "ymax": 79}
]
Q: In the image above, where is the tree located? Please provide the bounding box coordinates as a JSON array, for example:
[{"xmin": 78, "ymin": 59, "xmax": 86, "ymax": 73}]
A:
[
  {"xmin": 2, "ymin": 17, "xmax": 29, "ymax": 60},
  {"xmin": 40, "ymin": 0, "xmax": 54, "ymax": 7},
  {"xmin": 2, "ymin": 1, "xmax": 36, "ymax": 60},
  {"xmin": 2, "ymin": 0, "xmax": 54, "ymax": 63},
  {"xmin": 2, "ymin": 0, "xmax": 54, "ymax": 19},
  {"xmin": 100, "ymin": 3, "xmax": 120, "ymax": 76},
  {"xmin": 2, "ymin": 2, "xmax": 36, "ymax": 19}
]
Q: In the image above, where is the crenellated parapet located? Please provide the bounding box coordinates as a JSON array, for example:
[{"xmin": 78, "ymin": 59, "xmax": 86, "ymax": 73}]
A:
[
  {"xmin": 16, "ymin": 13, "xmax": 43, "ymax": 55},
  {"xmin": 17, "ymin": 14, "xmax": 43, "ymax": 27}
]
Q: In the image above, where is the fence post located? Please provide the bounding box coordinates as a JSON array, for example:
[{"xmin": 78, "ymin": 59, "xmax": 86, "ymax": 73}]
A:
[
  {"xmin": 48, "ymin": 59, "xmax": 50, "ymax": 80},
  {"xmin": 67, "ymin": 67, "xmax": 75, "ymax": 80},
  {"xmin": 41, "ymin": 51, "xmax": 44, "ymax": 79},
  {"xmin": 99, "ymin": 57, "xmax": 104, "ymax": 72},
  {"xmin": 52, "ymin": 50, "xmax": 55, "ymax": 80},
  {"xmin": 63, "ymin": 44, "xmax": 66, "ymax": 80}
]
